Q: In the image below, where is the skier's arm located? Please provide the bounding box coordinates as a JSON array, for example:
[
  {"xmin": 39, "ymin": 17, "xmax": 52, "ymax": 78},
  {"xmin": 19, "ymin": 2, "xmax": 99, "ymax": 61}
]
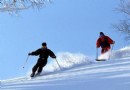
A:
[
  {"xmin": 29, "ymin": 49, "xmax": 41, "ymax": 56},
  {"xmin": 106, "ymin": 36, "xmax": 115, "ymax": 44},
  {"xmin": 48, "ymin": 49, "xmax": 56, "ymax": 58}
]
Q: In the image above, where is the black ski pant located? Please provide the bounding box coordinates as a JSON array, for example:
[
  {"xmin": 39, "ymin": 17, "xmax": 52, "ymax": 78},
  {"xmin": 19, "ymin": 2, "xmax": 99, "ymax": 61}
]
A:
[{"xmin": 32, "ymin": 58, "xmax": 47, "ymax": 74}]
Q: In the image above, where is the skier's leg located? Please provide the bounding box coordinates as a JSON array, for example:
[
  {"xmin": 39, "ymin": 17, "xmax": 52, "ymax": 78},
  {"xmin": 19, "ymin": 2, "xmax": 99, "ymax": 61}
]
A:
[
  {"xmin": 102, "ymin": 47, "xmax": 110, "ymax": 54},
  {"xmin": 32, "ymin": 64, "xmax": 39, "ymax": 74},
  {"xmin": 101, "ymin": 48, "xmax": 105, "ymax": 54},
  {"xmin": 31, "ymin": 64, "xmax": 38, "ymax": 77},
  {"xmin": 31, "ymin": 59, "xmax": 40, "ymax": 77},
  {"xmin": 37, "ymin": 60, "xmax": 47, "ymax": 75},
  {"xmin": 104, "ymin": 47, "xmax": 110, "ymax": 54}
]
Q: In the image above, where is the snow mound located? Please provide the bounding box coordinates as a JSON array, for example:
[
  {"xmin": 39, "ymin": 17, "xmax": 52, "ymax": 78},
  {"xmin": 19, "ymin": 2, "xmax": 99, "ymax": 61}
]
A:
[
  {"xmin": 98, "ymin": 46, "xmax": 130, "ymax": 60},
  {"xmin": 111, "ymin": 46, "xmax": 130, "ymax": 59}
]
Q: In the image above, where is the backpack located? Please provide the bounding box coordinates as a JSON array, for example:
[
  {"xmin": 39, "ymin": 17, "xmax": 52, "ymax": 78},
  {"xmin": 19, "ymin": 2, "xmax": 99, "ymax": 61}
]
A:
[{"xmin": 99, "ymin": 36, "xmax": 110, "ymax": 48}]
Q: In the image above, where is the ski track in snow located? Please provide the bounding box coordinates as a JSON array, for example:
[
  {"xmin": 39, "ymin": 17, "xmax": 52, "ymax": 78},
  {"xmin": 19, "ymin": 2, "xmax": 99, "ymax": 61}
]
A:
[{"xmin": 1, "ymin": 58, "xmax": 130, "ymax": 90}]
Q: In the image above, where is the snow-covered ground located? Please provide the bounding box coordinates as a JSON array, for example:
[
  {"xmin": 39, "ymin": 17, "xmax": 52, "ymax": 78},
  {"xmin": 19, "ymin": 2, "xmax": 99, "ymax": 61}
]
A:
[{"xmin": 1, "ymin": 46, "xmax": 130, "ymax": 90}]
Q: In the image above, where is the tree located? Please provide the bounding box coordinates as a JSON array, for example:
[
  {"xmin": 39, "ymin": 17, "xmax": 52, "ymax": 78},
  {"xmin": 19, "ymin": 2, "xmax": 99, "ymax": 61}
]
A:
[
  {"xmin": 0, "ymin": 0, "xmax": 51, "ymax": 14},
  {"xmin": 113, "ymin": 0, "xmax": 130, "ymax": 40}
]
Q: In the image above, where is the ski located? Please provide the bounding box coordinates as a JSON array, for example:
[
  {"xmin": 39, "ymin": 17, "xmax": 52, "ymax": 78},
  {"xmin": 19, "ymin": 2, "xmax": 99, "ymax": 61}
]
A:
[
  {"xmin": 30, "ymin": 74, "xmax": 41, "ymax": 79},
  {"xmin": 96, "ymin": 59, "xmax": 107, "ymax": 61},
  {"xmin": 30, "ymin": 73, "xmax": 41, "ymax": 78}
]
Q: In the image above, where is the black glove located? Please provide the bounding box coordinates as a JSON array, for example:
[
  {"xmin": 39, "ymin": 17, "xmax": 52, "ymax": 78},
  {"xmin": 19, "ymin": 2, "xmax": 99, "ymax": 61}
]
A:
[
  {"xmin": 53, "ymin": 56, "xmax": 56, "ymax": 59},
  {"xmin": 28, "ymin": 53, "xmax": 32, "ymax": 56}
]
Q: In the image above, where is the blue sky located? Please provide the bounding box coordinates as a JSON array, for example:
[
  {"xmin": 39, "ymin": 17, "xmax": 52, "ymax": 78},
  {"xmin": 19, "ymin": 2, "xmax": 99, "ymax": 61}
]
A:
[{"xmin": 0, "ymin": 0, "xmax": 127, "ymax": 79}]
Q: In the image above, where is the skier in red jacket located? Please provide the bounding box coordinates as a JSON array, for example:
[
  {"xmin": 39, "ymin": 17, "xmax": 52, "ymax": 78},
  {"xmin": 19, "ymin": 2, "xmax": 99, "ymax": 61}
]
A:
[{"xmin": 96, "ymin": 32, "xmax": 115, "ymax": 54}]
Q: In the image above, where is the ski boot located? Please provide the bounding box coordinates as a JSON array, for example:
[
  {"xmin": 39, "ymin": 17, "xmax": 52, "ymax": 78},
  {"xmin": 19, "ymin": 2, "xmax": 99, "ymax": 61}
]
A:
[{"xmin": 30, "ymin": 72, "xmax": 35, "ymax": 77}]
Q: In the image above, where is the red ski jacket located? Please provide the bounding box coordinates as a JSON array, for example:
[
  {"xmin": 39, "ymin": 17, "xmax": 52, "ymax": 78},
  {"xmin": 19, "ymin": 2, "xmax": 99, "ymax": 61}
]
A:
[{"xmin": 96, "ymin": 36, "xmax": 114, "ymax": 49}]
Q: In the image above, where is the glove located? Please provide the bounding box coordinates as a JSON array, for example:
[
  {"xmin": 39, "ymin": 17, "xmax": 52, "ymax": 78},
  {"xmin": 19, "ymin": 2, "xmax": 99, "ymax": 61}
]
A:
[
  {"xmin": 53, "ymin": 56, "xmax": 56, "ymax": 59},
  {"xmin": 113, "ymin": 41, "xmax": 115, "ymax": 44},
  {"xmin": 28, "ymin": 53, "xmax": 32, "ymax": 56},
  {"xmin": 96, "ymin": 46, "xmax": 99, "ymax": 48}
]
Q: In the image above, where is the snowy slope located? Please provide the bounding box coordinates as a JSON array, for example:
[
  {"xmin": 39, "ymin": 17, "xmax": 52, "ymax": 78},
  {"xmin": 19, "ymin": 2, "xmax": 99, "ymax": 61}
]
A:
[{"xmin": 1, "ymin": 47, "xmax": 130, "ymax": 90}]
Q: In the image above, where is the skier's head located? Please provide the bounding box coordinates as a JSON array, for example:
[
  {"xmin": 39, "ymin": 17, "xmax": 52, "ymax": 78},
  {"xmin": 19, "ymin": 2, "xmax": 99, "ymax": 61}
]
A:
[
  {"xmin": 42, "ymin": 42, "xmax": 47, "ymax": 48},
  {"xmin": 100, "ymin": 32, "xmax": 105, "ymax": 37}
]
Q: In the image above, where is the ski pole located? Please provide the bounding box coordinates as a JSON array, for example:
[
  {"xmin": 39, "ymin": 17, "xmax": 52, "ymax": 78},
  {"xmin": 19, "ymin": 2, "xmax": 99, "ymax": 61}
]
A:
[
  {"xmin": 111, "ymin": 43, "xmax": 114, "ymax": 52},
  {"xmin": 23, "ymin": 55, "xmax": 29, "ymax": 69},
  {"xmin": 96, "ymin": 48, "xmax": 98, "ymax": 60},
  {"xmin": 108, "ymin": 43, "xmax": 114, "ymax": 60},
  {"xmin": 55, "ymin": 58, "xmax": 62, "ymax": 70}
]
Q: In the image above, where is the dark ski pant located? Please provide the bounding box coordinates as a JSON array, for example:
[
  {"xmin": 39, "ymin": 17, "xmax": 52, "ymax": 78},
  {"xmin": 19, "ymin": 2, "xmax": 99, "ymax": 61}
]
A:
[
  {"xmin": 101, "ymin": 47, "xmax": 110, "ymax": 54},
  {"xmin": 32, "ymin": 58, "xmax": 47, "ymax": 74}
]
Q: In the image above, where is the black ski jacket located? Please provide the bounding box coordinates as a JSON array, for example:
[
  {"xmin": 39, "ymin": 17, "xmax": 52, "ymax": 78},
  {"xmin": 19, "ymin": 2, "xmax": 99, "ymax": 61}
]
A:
[{"xmin": 30, "ymin": 47, "xmax": 56, "ymax": 60}]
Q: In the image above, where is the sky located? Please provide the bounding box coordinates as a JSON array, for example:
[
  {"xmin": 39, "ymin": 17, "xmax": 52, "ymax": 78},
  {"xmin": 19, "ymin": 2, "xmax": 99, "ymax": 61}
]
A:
[{"xmin": 0, "ymin": 0, "xmax": 128, "ymax": 79}]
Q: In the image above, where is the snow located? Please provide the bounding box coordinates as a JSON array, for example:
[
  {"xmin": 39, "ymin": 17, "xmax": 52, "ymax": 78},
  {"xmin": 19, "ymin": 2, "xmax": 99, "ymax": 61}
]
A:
[{"xmin": 1, "ymin": 46, "xmax": 130, "ymax": 90}]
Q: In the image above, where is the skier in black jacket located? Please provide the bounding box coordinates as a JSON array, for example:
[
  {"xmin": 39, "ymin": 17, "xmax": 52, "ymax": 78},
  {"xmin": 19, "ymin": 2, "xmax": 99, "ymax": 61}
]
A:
[{"xmin": 28, "ymin": 42, "xmax": 56, "ymax": 77}]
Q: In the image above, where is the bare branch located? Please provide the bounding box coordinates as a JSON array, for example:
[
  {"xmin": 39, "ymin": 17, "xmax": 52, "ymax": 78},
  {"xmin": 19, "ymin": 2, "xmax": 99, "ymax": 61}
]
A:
[
  {"xmin": 116, "ymin": 0, "xmax": 130, "ymax": 15},
  {"xmin": 0, "ymin": 0, "xmax": 51, "ymax": 14},
  {"xmin": 113, "ymin": 0, "xmax": 130, "ymax": 41}
]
